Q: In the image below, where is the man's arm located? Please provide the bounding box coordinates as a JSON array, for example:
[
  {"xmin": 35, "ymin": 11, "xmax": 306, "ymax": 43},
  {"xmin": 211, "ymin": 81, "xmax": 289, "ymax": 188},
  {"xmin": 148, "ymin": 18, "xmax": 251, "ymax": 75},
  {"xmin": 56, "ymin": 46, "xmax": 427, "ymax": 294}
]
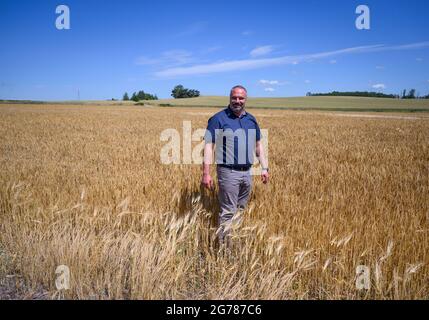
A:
[
  {"xmin": 202, "ymin": 142, "xmax": 214, "ymax": 189},
  {"xmin": 256, "ymin": 140, "xmax": 269, "ymax": 184}
]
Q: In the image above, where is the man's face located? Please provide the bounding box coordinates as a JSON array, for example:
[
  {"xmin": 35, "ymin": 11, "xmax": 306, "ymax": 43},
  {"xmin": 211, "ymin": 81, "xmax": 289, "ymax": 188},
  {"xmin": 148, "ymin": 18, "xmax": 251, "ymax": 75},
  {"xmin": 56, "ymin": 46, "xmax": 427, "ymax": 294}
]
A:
[{"xmin": 229, "ymin": 88, "xmax": 247, "ymax": 114}]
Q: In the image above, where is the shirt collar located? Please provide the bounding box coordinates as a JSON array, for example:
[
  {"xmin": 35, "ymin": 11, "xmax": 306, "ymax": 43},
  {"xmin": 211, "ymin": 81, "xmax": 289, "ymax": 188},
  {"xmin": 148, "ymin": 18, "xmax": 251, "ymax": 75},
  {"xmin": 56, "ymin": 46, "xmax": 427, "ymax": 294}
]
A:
[{"xmin": 226, "ymin": 105, "xmax": 247, "ymax": 119}]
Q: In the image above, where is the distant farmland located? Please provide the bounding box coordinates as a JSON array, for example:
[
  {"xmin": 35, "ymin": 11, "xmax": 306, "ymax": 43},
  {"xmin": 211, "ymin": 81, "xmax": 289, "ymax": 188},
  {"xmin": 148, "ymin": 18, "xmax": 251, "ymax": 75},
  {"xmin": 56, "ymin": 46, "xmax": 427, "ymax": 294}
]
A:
[
  {"xmin": 2, "ymin": 96, "xmax": 429, "ymax": 112},
  {"xmin": 142, "ymin": 96, "xmax": 429, "ymax": 112}
]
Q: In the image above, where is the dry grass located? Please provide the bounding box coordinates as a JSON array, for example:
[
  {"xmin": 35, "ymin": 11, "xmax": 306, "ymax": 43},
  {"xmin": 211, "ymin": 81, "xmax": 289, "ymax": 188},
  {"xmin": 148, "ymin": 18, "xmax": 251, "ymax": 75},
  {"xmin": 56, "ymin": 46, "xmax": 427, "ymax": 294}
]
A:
[{"xmin": 0, "ymin": 103, "xmax": 428, "ymax": 299}]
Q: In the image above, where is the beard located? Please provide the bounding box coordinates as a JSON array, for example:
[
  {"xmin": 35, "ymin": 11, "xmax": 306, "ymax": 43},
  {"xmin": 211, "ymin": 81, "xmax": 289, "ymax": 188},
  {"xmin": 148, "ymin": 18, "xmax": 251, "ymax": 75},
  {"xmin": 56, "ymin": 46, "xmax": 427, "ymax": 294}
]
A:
[{"xmin": 230, "ymin": 103, "xmax": 244, "ymax": 114}]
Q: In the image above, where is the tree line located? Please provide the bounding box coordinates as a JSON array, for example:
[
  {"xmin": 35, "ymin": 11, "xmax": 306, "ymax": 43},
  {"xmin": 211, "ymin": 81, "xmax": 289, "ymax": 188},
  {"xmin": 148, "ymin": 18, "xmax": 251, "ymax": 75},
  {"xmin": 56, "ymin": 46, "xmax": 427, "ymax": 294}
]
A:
[
  {"xmin": 123, "ymin": 91, "xmax": 158, "ymax": 102},
  {"xmin": 122, "ymin": 85, "xmax": 200, "ymax": 102},
  {"xmin": 306, "ymin": 90, "xmax": 429, "ymax": 99}
]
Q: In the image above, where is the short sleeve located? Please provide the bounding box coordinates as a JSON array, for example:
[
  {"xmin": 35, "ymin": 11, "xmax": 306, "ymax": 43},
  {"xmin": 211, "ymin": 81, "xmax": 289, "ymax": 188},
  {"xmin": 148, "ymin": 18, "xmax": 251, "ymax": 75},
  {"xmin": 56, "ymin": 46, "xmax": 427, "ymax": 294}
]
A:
[
  {"xmin": 255, "ymin": 120, "xmax": 261, "ymax": 141},
  {"xmin": 204, "ymin": 116, "xmax": 219, "ymax": 144}
]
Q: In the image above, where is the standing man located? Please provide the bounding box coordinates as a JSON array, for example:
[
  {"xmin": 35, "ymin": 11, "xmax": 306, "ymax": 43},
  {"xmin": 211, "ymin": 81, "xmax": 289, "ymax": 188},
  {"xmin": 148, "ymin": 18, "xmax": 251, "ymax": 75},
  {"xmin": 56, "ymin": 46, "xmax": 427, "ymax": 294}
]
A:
[{"xmin": 202, "ymin": 85, "xmax": 269, "ymax": 246}]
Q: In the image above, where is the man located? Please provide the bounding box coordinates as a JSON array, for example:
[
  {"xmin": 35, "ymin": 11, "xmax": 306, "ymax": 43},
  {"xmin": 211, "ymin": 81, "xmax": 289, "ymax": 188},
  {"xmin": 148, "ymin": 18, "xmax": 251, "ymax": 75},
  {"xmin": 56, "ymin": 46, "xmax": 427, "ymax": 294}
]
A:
[{"xmin": 202, "ymin": 85, "xmax": 269, "ymax": 246}]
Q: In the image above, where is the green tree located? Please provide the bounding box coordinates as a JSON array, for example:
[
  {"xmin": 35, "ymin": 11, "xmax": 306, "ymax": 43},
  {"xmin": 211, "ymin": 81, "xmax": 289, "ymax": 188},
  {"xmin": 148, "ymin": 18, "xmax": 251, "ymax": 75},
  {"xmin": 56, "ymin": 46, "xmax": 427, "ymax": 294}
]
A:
[
  {"xmin": 187, "ymin": 89, "xmax": 200, "ymax": 98},
  {"xmin": 171, "ymin": 85, "xmax": 200, "ymax": 98},
  {"xmin": 137, "ymin": 90, "xmax": 146, "ymax": 100},
  {"xmin": 171, "ymin": 85, "xmax": 186, "ymax": 98},
  {"xmin": 131, "ymin": 92, "xmax": 139, "ymax": 102},
  {"xmin": 128, "ymin": 90, "xmax": 158, "ymax": 101},
  {"xmin": 144, "ymin": 93, "xmax": 158, "ymax": 100},
  {"xmin": 402, "ymin": 89, "xmax": 416, "ymax": 99},
  {"xmin": 123, "ymin": 92, "xmax": 129, "ymax": 101}
]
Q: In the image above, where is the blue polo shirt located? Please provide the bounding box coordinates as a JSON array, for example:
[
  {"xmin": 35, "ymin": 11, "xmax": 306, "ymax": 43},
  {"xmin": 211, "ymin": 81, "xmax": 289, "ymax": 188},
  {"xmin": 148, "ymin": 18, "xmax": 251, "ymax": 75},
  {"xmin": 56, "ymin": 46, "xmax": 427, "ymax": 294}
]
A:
[{"xmin": 204, "ymin": 107, "xmax": 261, "ymax": 167}]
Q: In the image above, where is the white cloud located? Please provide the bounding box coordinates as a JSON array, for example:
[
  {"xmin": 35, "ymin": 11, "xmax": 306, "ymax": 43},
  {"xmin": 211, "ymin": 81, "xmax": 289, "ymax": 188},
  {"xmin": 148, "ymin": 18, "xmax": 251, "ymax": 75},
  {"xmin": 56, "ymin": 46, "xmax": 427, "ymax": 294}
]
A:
[
  {"xmin": 364, "ymin": 42, "xmax": 429, "ymax": 53},
  {"xmin": 259, "ymin": 79, "xmax": 291, "ymax": 86},
  {"xmin": 135, "ymin": 56, "xmax": 161, "ymax": 65},
  {"xmin": 136, "ymin": 50, "xmax": 193, "ymax": 67},
  {"xmin": 250, "ymin": 46, "xmax": 274, "ymax": 58},
  {"xmin": 329, "ymin": 59, "xmax": 337, "ymax": 64},
  {"xmin": 259, "ymin": 79, "xmax": 279, "ymax": 85},
  {"xmin": 162, "ymin": 50, "xmax": 193, "ymax": 65},
  {"xmin": 154, "ymin": 42, "xmax": 429, "ymax": 78},
  {"xmin": 264, "ymin": 87, "xmax": 275, "ymax": 92},
  {"xmin": 242, "ymin": 30, "xmax": 252, "ymax": 36},
  {"xmin": 201, "ymin": 46, "xmax": 222, "ymax": 54},
  {"xmin": 372, "ymin": 83, "xmax": 386, "ymax": 89},
  {"xmin": 304, "ymin": 80, "xmax": 311, "ymax": 84},
  {"xmin": 376, "ymin": 65, "xmax": 385, "ymax": 69}
]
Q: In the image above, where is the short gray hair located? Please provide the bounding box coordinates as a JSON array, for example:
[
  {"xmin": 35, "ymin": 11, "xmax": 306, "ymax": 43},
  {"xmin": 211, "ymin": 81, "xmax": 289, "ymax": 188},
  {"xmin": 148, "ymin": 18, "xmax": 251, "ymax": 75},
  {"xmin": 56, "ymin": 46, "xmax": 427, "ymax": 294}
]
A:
[{"xmin": 230, "ymin": 85, "xmax": 247, "ymax": 96}]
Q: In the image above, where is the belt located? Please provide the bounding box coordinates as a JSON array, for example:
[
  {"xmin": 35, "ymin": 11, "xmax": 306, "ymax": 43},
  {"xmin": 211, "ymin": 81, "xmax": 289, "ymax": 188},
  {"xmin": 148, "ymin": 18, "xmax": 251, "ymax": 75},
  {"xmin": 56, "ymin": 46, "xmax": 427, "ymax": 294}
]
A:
[{"xmin": 218, "ymin": 164, "xmax": 251, "ymax": 171}]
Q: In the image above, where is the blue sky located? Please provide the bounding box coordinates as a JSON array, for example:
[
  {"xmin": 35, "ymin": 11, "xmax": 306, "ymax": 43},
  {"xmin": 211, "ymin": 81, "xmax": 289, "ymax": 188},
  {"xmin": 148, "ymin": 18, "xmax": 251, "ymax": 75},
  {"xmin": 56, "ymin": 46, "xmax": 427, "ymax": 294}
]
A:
[{"xmin": 1, "ymin": 0, "xmax": 428, "ymax": 100}]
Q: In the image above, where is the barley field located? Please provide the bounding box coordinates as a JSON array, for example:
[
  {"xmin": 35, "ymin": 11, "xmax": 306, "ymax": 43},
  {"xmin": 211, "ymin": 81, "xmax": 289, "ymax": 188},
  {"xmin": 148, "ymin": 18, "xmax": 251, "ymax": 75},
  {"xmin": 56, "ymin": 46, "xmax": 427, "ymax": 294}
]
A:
[{"xmin": 0, "ymin": 102, "xmax": 428, "ymax": 299}]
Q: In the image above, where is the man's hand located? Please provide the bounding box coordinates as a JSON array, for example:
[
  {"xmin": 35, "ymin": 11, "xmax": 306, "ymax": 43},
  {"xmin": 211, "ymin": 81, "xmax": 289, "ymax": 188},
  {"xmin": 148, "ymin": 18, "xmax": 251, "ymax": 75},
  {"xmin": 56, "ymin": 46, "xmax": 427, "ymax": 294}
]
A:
[
  {"xmin": 202, "ymin": 173, "xmax": 214, "ymax": 190},
  {"xmin": 256, "ymin": 141, "xmax": 269, "ymax": 184},
  {"xmin": 202, "ymin": 143, "xmax": 214, "ymax": 190},
  {"xmin": 261, "ymin": 170, "xmax": 269, "ymax": 184}
]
